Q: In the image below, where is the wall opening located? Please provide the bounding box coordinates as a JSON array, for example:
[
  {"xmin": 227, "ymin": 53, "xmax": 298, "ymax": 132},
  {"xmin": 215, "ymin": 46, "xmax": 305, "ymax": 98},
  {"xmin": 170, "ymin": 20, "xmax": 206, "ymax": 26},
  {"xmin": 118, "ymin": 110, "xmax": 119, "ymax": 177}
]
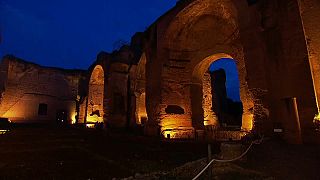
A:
[
  {"xmin": 136, "ymin": 92, "xmax": 148, "ymax": 125},
  {"xmin": 192, "ymin": 54, "xmax": 246, "ymax": 130},
  {"xmin": 38, "ymin": 103, "xmax": 48, "ymax": 116},
  {"xmin": 87, "ymin": 65, "xmax": 104, "ymax": 123},
  {"xmin": 165, "ymin": 105, "xmax": 185, "ymax": 114},
  {"xmin": 135, "ymin": 53, "xmax": 148, "ymax": 125},
  {"xmin": 206, "ymin": 58, "xmax": 243, "ymax": 128}
]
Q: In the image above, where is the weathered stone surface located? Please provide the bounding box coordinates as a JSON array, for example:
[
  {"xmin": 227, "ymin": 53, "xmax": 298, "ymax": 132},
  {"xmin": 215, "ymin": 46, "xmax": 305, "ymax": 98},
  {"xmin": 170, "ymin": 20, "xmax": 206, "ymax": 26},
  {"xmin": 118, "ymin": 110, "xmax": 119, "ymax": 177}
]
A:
[
  {"xmin": 2, "ymin": 0, "xmax": 320, "ymax": 143},
  {"xmin": 0, "ymin": 55, "xmax": 85, "ymax": 123}
]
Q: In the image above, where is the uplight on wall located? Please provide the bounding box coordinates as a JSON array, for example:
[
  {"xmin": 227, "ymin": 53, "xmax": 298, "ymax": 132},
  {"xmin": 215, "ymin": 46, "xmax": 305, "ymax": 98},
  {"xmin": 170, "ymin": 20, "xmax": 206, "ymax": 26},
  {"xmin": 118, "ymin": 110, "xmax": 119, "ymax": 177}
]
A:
[
  {"xmin": 71, "ymin": 112, "xmax": 77, "ymax": 124},
  {"xmin": 314, "ymin": 113, "xmax": 320, "ymax": 130},
  {"xmin": 242, "ymin": 113, "xmax": 254, "ymax": 131}
]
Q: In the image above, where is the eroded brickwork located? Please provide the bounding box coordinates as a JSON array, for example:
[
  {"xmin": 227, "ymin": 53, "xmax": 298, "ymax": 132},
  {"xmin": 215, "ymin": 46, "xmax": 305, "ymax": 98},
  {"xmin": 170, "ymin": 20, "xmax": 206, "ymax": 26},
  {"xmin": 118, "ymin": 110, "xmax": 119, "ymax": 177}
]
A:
[{"xmin": 0, "ymin": 56, "xmax": 85, "ymax": 123}]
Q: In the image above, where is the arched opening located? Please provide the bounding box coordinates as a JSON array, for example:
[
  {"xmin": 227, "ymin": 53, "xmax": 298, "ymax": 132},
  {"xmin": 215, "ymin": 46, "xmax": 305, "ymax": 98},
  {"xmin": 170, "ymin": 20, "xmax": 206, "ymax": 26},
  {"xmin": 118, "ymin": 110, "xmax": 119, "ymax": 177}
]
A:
[
  {"xmin": 192, "ymin": 54, "xmax": 248, "ymax": 131},
  {"xmin": 87, "ymin": 65, "xmax": 104, "ymax": 124},
  {"xmin": 136, "ymin": 92, "xmax": 147, "ymax": 125},
  {"xmin": 205, "ymin": 58, "xmax": 243, "ymax": 128},
  {"xmin": 135, "ymin": 53, "xmax": 148, "ymax": 125}
]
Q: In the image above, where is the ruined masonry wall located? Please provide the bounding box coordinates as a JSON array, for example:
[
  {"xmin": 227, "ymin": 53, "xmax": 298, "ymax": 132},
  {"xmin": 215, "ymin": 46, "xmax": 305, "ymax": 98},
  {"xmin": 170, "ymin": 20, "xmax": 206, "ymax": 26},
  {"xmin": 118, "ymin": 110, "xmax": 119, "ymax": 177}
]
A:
[{"xmin": 0, "ymin": 57, "xmax": 84, "ymax": 123}]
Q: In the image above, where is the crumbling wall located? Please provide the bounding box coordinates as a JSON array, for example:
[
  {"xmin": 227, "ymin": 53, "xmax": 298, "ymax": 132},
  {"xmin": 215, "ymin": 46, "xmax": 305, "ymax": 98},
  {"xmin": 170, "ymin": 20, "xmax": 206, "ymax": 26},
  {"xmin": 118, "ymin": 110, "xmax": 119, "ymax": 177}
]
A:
[
  {"xmin": 250, "ymin": 0, "xmax": 318, "ymax": 141},
  {"xmin": 299, "ymin": 0, "xmax": 320, "ymax": 115},
  {"xmin": 202, "ymin": 72, "xmax": 218, "ymax": 126},
  {"xmin": 87, "ymin": 65, "xmax": 104, "ymax": 123},
  {"xmin": 106, "ymin": 63, "xmax": 129, "ymax": 128},
  {"xmin": 133, "ymin": 54, "xmax": 148, "ymax": 125},
  {"xmin": 0, "ymin": 60, "xmax": 9, "ymax": 106},
  {"xmin": 0, "ymin": 56, "xmax": 85, "ymax": 123},
  {"xmin": 147, "ymin": 0, "xmax": 256, "ymax": 139}
]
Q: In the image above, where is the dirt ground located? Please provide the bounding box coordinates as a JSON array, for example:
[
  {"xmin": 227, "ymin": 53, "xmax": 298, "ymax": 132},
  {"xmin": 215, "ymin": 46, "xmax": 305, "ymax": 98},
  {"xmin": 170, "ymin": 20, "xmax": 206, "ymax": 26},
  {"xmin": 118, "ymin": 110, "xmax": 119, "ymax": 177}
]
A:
[
  {"xmin": 0, "ymin": 125, "xmax": 209, "ymax": 180},
  {"xmin": 0, "ymin": 126, "xmax": 319, "ymax": 180}
]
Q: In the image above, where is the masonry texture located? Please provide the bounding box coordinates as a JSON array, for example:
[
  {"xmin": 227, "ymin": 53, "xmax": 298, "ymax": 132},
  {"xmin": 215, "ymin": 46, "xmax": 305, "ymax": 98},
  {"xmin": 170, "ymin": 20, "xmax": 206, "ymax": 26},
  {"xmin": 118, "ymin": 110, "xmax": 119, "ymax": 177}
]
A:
[
  {"xmin": 0, "ymin": 55, "xmax": 86, "ymax": 123},
  {"xmin": 1, "ymin": 0, "xmax": 319, "ymax": 143}
]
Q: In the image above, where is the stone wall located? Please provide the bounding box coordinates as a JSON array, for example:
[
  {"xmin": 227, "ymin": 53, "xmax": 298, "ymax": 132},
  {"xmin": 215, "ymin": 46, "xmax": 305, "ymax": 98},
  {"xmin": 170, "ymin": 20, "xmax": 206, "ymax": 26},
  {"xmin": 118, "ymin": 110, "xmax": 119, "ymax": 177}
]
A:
[
  {"xmin": 144, "ymin": 0, "xmax": 255, "ymax": 138},
  {"xmin": 0, "ymin": 55, "xmax": 85, "ymax": 123},
  {"xmin": 138, "ymin": 0, "xmax": 318, "ymax": 142},
  {"xmin": 4, "ymin": 0, "xmax": 318, "ymax": 143},
  {"xmin": 299, "ymin": 0, "xmax": 320, "ymax": 117},
  {"xmin": 81, "ymin": 50, "xmax": 133, "ymax": 128},
  {"xmin": 202, "ymin": 72, "xmax": 218, "ymax": 126},
  {"xmin": 257, "ymin": 0, "xmax": 316, "ymax": 141}
]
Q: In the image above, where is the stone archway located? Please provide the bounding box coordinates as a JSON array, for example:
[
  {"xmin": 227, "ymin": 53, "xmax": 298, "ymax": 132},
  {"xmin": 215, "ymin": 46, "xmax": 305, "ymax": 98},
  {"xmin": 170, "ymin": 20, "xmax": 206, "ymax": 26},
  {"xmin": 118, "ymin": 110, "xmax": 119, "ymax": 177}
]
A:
[
  {"xmin": 135, "ymin": 53, "xmax": 148, "ymax": 125},
  {"xmin": 87, "ymin": 65, "xmax": 104, "ymax": 123},
  {"xmin": 191, "ymin": 53, "xmax": 252, "ymax": 131},
  {"xmin": 144, "ymin": 0, "xmax": 257, "ymax": 138},
  {"xmin": 197, "ymin": 56, "xmax": 243, "ymax": 128}
]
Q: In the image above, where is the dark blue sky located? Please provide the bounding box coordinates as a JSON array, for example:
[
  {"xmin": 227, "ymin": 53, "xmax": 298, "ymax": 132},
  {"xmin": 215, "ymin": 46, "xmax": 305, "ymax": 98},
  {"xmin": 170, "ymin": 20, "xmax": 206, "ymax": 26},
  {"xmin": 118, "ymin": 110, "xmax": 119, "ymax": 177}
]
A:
[
  {"xmin": 0, "ymin": 0, "xmax": 176, "ymax": 69},
  {"xmin": 210, "ymin": 59, "xmax": 241, "ymax": 101}
]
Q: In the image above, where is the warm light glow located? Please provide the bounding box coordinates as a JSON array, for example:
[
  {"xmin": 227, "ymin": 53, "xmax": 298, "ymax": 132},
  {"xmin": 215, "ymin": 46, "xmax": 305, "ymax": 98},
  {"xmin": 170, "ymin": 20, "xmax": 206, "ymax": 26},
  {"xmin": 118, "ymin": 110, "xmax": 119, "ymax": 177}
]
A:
[
  {"xmin": 161, "ymin": 127, "xmax": 194, "ymax": 139},
  {"xmin": 86, "ymin": 115, "xmax": 103, "ymax": 123},
  {"xmin": 242, "ymin": 114, "xmax": 254, "ymax": 131},
  {"xmin": 136, "ymin": 92, "xmax": 148, "ymax": 125},
  {"xmin": 204, "ymin": 115, "xmax": 218, "ymax": 126},
  {"xmin": 71, "ymin": 112, "xmax": 76, "ymax": 124},
  {"xmin": 314, "ymin": 113, "xmax": 320, "ymax": 122},
  {"xmin": 86, "ymin": 124, "xmax": 95, "ymax": 128},
  {"xmin": 137, "ymin": 113, "xmax": 147, "ymax": 124},
  {"xmin": 163, "ymin": 129, "xmax": 173, "ymax": 139},
  {"xmin": 0, "ymin": 130, "xmax": 9, "ymax": 134},
  {"xmin": 87, "ymin": 65, "xmax": 105, "ymax": 125},
  {"xmin": 314, "ymin": 113, "xmax": 320, "ymax": 130},
  {"xmin": 3, "ymin": 107, "xmax": 24, "ymax": 120},
  {"xmin": 161, "ymin": 123, "xmax": 194, "ymax": 139}
]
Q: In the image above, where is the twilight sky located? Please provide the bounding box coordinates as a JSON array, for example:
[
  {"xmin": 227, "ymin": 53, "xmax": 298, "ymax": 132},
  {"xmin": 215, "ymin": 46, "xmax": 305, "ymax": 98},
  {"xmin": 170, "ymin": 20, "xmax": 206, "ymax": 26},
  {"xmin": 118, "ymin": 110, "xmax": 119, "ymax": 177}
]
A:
[
  {"xmin": 0, "ymin": 0, "xmax": 176, "ymax": 69},
  {"xmin": 210, "ymin": 59, "xmax": 241, "ymax": 101},
  {"xmin": 0, "ymin": 0, "xmax": 240, "ymax": 101}
]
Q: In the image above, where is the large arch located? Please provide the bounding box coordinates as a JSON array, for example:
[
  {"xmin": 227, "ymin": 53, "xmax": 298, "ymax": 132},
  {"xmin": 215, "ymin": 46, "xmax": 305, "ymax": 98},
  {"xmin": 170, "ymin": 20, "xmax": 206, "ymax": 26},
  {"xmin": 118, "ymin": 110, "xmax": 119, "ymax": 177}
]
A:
[
  {"xmin": 87, "ymin": 65, "xmax": 105, "ymax": 123},
  {"xmin": 191, "ymin": 53, "xmax": 251, "ymax": 131},
  {"xmin": 155, "ymin": 0, "xmax": 255, "ymax": 138}
]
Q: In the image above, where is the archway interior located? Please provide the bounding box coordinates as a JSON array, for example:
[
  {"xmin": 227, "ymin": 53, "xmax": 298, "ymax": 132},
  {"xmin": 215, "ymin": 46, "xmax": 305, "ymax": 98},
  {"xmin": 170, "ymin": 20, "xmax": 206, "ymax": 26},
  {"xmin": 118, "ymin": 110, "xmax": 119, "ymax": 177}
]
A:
[
  {"xmin": 87, "ymin": 65, "xmax": 104, "ymax": 123},
  {"xmin": 203, "ymin": 58, "xmax": 243, "ymax": 128},
  {"xmin": 136, "ymin": 92, "xmax": 148, "ymax": 125},
  {"xmin": 135, "ymin": 53, "xmax": 148, "ymax": 125}
]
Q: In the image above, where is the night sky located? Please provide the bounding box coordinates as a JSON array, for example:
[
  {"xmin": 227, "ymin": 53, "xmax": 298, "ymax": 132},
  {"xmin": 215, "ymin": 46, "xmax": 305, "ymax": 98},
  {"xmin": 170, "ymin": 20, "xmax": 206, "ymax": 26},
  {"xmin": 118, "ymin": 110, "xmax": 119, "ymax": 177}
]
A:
[
  {"xmin": 0, "ymin": 0, "xmax": 176, "ymax": 69},
  {"xmin": 210, "ymin": 59, "xmax": 240, "ymax": 101},
  {"xmin": 0, "ymin": 0, "xmax": 240, "ymax": 101}
]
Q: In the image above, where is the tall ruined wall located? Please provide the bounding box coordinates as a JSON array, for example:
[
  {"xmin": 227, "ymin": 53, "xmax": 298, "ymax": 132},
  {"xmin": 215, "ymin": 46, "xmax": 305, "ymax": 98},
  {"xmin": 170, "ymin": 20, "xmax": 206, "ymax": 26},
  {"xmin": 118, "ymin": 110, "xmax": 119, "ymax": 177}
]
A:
[
  {"xmin": 144, "ymin": 0, "xmax": 258, "ymax": 138},
  {"xmin": 0, "ymin": 60, "xmax": 9, "ymax": 104},
  {"xmin": 142, "ymin": 0, "xmax": 318, "ymax": 141},
  {"xmin": 81, "ymin": 50, "xmax": 133, "ymax": 128},
  {"xmin": 250, "ymin": 0, "xmax": 317, "ymax": 141},
  {"xmin": 130, "ymin": 53, "xmax": 147, "ymax": 126},
  {"xmin": 106, "ymin": 63, "xmax": 129, "ymax": 127},
  {"xmin": 299, "ymin": 0, "xmax": 320, "ymax": 114},
  {"xmin": 74, "ymin": 0, "xmax": 319, "ymax": 142},
  {"xmin": 202, "ymin": 72, "xmax": 218, "ymax": 126},
  {"xmin": 0, "ymin": 56, "xmax": 85, "ymax": 123}
]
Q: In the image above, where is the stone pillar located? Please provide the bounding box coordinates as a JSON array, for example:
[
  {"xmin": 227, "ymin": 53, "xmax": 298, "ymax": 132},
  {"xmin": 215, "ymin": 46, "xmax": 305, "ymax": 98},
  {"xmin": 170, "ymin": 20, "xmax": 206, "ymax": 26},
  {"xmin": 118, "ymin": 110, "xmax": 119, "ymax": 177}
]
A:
[
  {"xmin": 283, "ymin": 97, "xmax": 302, "ymax": 144},
  {"xmin": 202, "ymin": 72, "xmax": 218, "ymax": 126}
]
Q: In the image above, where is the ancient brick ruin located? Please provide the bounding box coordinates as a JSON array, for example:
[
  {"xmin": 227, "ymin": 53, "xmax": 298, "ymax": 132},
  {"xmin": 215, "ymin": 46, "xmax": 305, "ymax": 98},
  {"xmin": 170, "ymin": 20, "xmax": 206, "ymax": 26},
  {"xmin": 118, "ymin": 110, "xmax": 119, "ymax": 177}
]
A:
[
  {"xmin": 0, "ymin": 55, "xmax": 86, "ymax": 124},
  {"xmin": 1, "ymin": 0, "xmax": 320, "ymax": 143}
]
